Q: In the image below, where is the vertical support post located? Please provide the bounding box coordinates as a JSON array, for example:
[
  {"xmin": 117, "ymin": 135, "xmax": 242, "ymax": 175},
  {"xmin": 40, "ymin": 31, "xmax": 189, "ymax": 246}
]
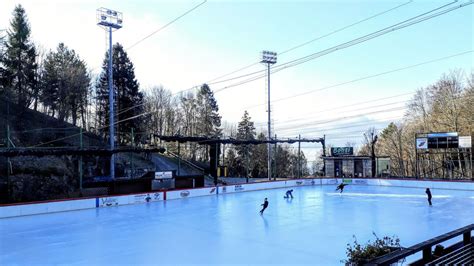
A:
[
  {"xmin": 177, "ymin": 141, "xmax": 181, "ymax": 176},
  {"xmin": 131, "ymin": 128, "xmax": 134, "ymax": 178},
  {"xmin": 422, "ymin": 247, "xmax": 432, "ymax": 262},
  {"xmin": 470, "ymin": 144, "xmax": 473, "ymax": 180},
  {"xmin": 463, "ymin": 230, "xmax": 471, "ymax": 245},
  {"xmin": 322, "ymin": 135, "xmax": 326, "ymax": 177},
  {"xmin": 274, "ymin": 134, "xmax": 277, "ymax": 180},
  {"xmin": 108, "ymin": 26, "xmax": 115, "ymax": 180},
  {"xmin": 79, "ymin": 127, "xmax": 83, "ymax": 191},
  {"xmin": 415, "ymin": 133, "xmax": 418, "ymax": 179},
  {"xmin": 267, "ymin": 63, "xmax": 271, "ymax": 181},
  {"xmin": 298, "ymin": 134, "xmax": 301, "ymax": 179},
  {"xmin": 222, "ymin": 143, "xmax": 225, "ymax": 169},
  {"xmin": 6, "ymin": 122, "xmax": 11, "ymax": 201},
  {"xmin": 215, "ymin": 142, "xmax": 218, "ymax": 186},
  {"xmin": 246, "ymin": 144, "xmax": 249, "ymax": 183}
]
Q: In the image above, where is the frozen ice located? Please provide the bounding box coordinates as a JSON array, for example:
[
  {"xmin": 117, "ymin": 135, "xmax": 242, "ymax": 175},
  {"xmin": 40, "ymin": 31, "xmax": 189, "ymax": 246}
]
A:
[{"xmin": 1, "ymin": 185, "xmax": 473, "ymax": 265}]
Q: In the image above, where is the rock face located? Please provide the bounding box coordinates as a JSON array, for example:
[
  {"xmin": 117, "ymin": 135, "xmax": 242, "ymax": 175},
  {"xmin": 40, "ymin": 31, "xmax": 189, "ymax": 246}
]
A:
[{"xmin": 1, "ymin": 156, "xmax": 76, "ymax": 202}]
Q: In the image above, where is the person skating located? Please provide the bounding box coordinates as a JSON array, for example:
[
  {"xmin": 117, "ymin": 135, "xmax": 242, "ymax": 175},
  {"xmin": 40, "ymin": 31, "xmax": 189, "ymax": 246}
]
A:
[
  {"xmin": 425, "ymin": 188, "xmax": 432, "ymax": 206},
  {"xmin": 284, "ymin": 189, "xmax": 294, "ymax": 199},
  {"xmin": 260, "ymin": 198, "xmax": 269, "ymax": 215},
  {"xmin": 336, "ymin": 183, "xmax": 347, "ymax": 193}
]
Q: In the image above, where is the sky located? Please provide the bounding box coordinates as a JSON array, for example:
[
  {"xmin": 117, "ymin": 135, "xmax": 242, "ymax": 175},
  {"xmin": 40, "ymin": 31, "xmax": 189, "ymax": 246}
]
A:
[{"xmin": 1, "ymin": 0, "xmax": 473, "ymax": 162}]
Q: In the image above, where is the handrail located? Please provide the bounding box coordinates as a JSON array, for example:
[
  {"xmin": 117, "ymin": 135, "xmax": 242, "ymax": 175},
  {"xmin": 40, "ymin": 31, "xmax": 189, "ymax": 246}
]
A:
[
  {"xmin": 367, "ymin": 224, "xmax": 474, "ymax": 265},
  {"xmin": 166, "ymin": 151, "xmax": 205, "ymax": 172}
]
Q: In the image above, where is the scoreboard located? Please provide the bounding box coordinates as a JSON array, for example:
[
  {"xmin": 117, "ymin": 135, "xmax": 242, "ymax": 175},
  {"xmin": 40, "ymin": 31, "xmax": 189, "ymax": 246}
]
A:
[{"xmin": 426, "ymin": 132, "xmax": 459, "ymax": 149}]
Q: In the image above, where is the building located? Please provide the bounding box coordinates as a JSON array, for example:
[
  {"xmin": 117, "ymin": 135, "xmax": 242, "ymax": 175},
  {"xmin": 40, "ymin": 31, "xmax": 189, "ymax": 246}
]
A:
[{"xmin": 323, "ymin": 147, "xmax": 390, "ymax": 178}]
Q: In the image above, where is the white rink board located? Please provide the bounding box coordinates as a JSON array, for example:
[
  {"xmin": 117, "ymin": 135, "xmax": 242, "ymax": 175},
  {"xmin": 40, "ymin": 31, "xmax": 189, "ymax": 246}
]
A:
[
  {"xmin": 218, "ymin": 181, "xmax": 287, "ymax": 194},
  {"xmin": 166, "ymin": 187, "xmax": 217, "ymax": 200},
  {"xmin": 0, "ymin": 198, "xmax": 96, "ymax": 218},
  {"xmin": 2, "ymin": 178, "xmax": 473, "ymax": 218},
  {"xmin": 96, "ymin": 192, "xmax": 164, "ymax": 207},
  {"xmin": 368, "ymin": 179, "xmax": 474, "ymax": 191}
]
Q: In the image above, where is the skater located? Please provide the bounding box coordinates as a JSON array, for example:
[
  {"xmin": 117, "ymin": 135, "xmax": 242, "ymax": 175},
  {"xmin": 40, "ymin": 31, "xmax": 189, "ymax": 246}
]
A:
[
  {"xmin": 425, "ymin": 188, "xmax": 432, "ymax": 206},
  {"xmin": 284, "ymin": 189, "xmax": 294, "ymax": 199},
  {"xmin": 336, "ymin": 183, "xmax": 347, "ymax": 193},
  {"xmin": 260, "ymin": 198, "xmax": 269, "ymax": 215}
]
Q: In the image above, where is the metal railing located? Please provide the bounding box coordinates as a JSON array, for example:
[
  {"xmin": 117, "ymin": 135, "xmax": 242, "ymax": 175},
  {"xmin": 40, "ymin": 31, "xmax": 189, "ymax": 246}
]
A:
[{"xmin": 367, "ymin": 224, "xmax": 474, "ymax": 265}]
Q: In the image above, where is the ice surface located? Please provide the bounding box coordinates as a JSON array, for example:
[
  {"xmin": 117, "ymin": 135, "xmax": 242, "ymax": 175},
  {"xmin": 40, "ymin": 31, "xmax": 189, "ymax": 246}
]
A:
[{"xmin": 1, "ymin": 185, "xmax": 473, "ymax": 265}]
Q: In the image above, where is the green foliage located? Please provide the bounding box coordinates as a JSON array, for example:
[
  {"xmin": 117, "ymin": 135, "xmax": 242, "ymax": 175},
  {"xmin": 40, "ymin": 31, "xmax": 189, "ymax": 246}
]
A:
[
  {"xmin": 196, "ymin": 83, "xmax": 221, "ymax": 137},
  {"xmin": 96, "ymin": 43, "xmax": 144, "ymax": 144},
  {"xmin": 40, "ymin": 43, "xmax": 90, "ymax": 125},
  {"xmin": 343, "ymin": 233, "xmax": 401, "ymax": 265},
  {"xmin": 2, "ymin": 4, "xmax": 37, "ymax": 107}
]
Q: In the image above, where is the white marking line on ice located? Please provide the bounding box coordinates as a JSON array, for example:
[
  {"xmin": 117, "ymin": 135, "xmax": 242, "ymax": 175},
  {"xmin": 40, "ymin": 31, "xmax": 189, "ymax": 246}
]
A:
[{"xmin": 325, "ymin": 193, "xmax": 451, "ymax": 199}]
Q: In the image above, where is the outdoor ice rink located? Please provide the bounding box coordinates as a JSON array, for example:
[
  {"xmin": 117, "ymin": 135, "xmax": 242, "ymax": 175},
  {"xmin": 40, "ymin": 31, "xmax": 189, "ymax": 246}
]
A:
[{"xmin": 1, "ymin": 184, "xmax": 473, "ymax": 265}]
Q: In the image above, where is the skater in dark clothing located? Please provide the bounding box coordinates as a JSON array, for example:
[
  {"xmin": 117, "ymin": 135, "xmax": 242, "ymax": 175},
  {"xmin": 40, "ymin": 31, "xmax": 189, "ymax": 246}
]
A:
[
  {"xmin": 426, "ymin": 188, "xmax": 432, "ymax": 206},
  {"xmin": 336, "ymin": 183, "xmax": 347, "ymax": 193},
  {"xmin": 284, "ymin": 189, "xmax": 294, "ymax": 199},
  {"xmin": 260, "ymin": 198, "xmax": 269, "ymax": 215}
]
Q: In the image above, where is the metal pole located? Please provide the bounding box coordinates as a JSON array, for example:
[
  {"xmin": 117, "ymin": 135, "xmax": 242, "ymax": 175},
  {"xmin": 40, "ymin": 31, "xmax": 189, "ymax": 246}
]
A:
[
  {"xmin": 131, "ymin": 128, "xmax": 134, "ymax": 178},
  {"xmin": 267, "ymin": 63, "xmax": 271, "ymax": 181},
  {"xmin": 246, "ymin": 145, "xmax": 249, "ymax": 183},
  {"xmin": 322, "ymin": 135, "xmax": 326, "ymax": 177},
  {"xmin": 108, "ymin": 26, "xmax": 115, "ymax": 180},
  {"xmin": 215, "ymin": 143, "xmax": 218, "ymax": 186},
  {"xmin": 177, "ymin": 142, "xmax": 181, "ymax": 176},
  {"xmin": 79, "ymin": 127, "xmax": 83, "ymax": 191},
  {"xmin": 415, "ymin": 133, "xmax": 418, "ymax": 179},
  {"xmin": 6, "ymin": 122, "xmax": 10, "ymax": 201},
  {"xmin": 274, "ymin": 134, "xmax": 277, "ymax": 180},
  {"xmin": 471, "ymin": 146, "xmax": 473, "ymax": 180},
  {"xmin": 298, "ymin": 134, "xmax": 301, "ymax": 179}
]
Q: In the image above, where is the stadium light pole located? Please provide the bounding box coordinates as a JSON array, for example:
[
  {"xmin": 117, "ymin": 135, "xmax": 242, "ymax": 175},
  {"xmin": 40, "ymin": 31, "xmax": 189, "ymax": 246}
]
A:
[
  {"xmin": 97, "ymin": 8, "xmax": 123, "ymax": 180},
  {"xmin": 261, "ymin": 51, "xmax": 277, "ymax": 181}
]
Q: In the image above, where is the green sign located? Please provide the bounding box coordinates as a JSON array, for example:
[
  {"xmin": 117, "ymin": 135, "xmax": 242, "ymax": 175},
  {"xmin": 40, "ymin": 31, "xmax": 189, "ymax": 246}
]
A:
[{"xmin": 331, "ymin": 147, "xmax": 353, "ymax": 156}]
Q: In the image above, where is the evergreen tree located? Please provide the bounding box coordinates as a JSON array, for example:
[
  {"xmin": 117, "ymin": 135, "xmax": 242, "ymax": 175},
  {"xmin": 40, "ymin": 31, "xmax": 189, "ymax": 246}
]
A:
[
  {"xmin": 236, "ymin": 111, "xmax": 256, "ymax": 177},
  {"xmin": 2, "ymin": 5, "xmax": 37, "ymax": 107},
  {"xmin": 196, "ymin": 83, "xmax": 221, "ymax": 137},
  {"xmin": 40, "ymin": 43, "xmax": 90, "ymax": 125},
  {"xmin": 96, "ymin": 43, "xmax": 144, "ymax": 144},
  {"xmin": 250, "ymin": 132, "xmax": 268, "ymax": 177},
  {"xmin": 0, "ymin": 32, "xmax": 6, "ymax": 94}
]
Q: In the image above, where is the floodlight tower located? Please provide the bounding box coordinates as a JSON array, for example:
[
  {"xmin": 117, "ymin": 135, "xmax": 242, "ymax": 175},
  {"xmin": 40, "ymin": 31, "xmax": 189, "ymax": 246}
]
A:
[
  {"xmin": 97, "ymin": 7, "xmax": 123, "ymax": 180},
  {"xmin": 261, "ymin": 51, "xmax": 277, "ymax": 180}
]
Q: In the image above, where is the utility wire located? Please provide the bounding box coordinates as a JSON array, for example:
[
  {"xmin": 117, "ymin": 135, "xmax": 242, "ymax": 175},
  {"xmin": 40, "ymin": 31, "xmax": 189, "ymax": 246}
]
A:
[
  {"xmin": 108, "ymin": 1, "xmax": 464, "ymax": 120},
  {"xmin": 277, "ymin": 116, "xmax": 403, "ymax": 135},
  {"xmin": 127, "ymin": 0, "xmax": 207, "ymax": 51},
  {"xmin": 274, "ymin": 106, "xmax": 407, "ymax": 132},
  {"xmin": 32, "ymin": 2, "xmax": 472, "ymax": 147},
  {"xmin": 212, "ymin": 1, "xmax": 470, "ymax": 93},
  {"xmin": 255, "ymin": 93, "xmax": 414, "ymax": 125},
  {"xmin": 203, "ymin": 1, "xmax": 413, "ymax": 84},
  {"xmin": 244, "ymin": 50, "xmax": 473, "ymax": 109},
  {"xmin": 266, "ymin": 101, "xmax": 407, "ymax": 127}
]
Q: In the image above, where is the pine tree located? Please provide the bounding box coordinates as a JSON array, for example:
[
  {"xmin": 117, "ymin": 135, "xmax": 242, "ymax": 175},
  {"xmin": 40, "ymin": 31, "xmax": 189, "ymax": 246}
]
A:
[
  {"xmin": 2, "ymin": 5, "xmax": 37, "ymax": 107},
  {"xmin": 39, "ymin": 43, "xmax": 90, "ymax": 125},
  {"xmin": 236, "ymin": 111, "xmax": 256, "ymax": 177},
  {"xmin": 250, "ymin": 132, "xmax": 268, "ymax": 177},
  {"xmin": 196, "ymin": 83, "xmax": 221, "ymax": 137},
  {"xmin": 96, "ymin": 43, "xmax": 144, "ymax": 144}
]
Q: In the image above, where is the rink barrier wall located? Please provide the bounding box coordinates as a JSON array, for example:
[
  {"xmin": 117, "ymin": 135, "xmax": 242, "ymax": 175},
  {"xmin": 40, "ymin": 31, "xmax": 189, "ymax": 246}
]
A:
[
  {"xmin": 0, "ymin": 198, "xmax": 96, "ymax": 218},
  {"xmin": 1, "ymin": 178, "xmax": 473, "ymax": 218},
  {"xmin": 166, "ymin": 187, "xmax": 217, "ymax": 200}
]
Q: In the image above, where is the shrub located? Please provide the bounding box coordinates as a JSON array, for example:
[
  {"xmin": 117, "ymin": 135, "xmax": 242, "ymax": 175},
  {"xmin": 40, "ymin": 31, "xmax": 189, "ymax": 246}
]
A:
[{"xmin": 343, "ymin": 233, "xmax": 401, "ymax": 265}]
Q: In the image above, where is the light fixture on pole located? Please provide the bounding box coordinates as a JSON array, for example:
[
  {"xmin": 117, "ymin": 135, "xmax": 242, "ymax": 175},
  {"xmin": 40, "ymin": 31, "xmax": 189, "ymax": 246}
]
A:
[
  {"xmin": 261, "ymin": 50, "xmax": 277, "ymax": 180},
  {"xmin": 97, "ymin": 7, "xmax": 123, "ymax": 180}
]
